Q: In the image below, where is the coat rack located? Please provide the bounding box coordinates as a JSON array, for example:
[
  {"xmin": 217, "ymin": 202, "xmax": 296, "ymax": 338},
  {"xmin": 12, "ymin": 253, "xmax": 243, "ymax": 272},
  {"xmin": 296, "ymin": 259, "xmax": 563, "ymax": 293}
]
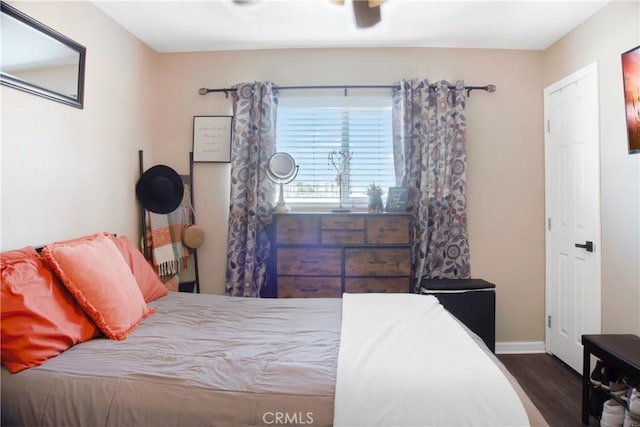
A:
[{"xmin": 138, "ymin": 150, "xmax": 200, "ymax": 293}]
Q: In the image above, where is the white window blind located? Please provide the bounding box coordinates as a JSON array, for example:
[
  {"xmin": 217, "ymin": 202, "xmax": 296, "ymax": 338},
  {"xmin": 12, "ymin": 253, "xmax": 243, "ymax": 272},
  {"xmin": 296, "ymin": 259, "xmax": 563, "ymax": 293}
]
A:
[{"xmin": 276, "ymin": 96, "xmax": 395, "ymax": 206}]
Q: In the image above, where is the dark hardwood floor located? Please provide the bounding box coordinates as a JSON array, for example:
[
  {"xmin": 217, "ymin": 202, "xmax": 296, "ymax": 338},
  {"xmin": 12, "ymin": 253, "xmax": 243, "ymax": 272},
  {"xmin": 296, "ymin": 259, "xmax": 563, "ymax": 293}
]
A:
[{"xmin": 497, "ymin": 353, "xmax": 600, "ymax": 427}]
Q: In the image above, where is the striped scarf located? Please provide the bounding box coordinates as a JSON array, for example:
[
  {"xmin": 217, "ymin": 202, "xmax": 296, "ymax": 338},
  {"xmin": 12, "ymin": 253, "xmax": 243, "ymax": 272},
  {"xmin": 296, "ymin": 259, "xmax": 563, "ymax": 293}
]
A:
[{"xmin": 145, "ymin": 185, "xmax": 190, "ymax": 277}]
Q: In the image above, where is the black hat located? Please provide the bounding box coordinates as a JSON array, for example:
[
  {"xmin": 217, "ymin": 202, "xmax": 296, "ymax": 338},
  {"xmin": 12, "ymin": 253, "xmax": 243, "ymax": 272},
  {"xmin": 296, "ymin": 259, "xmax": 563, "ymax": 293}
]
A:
[{"xmin": 136, "ymin": 165, "xmax": 184, "ymax": 214}]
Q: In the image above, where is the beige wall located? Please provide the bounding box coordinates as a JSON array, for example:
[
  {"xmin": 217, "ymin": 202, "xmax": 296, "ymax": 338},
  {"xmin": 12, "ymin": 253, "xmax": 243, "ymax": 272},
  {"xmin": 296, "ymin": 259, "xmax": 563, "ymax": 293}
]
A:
[
  {"xmin": 154, "ymin": 48, "xmax": 546, "ymax": 343},
  {"xmin": 543, "ymin": 0, "xmax": 640, "ymax": 334},
  {"xmin": 1, "ymin": 1, "xmax": 158, "ymax": 249}
]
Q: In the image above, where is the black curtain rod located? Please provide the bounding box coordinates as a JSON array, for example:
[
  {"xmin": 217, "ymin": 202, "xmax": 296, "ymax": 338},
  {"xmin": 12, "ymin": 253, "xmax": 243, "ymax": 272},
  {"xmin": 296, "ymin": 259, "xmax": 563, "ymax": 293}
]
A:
[{"xmin": 198, "ymin": 83, "xmax": 496, "ymax": 98}]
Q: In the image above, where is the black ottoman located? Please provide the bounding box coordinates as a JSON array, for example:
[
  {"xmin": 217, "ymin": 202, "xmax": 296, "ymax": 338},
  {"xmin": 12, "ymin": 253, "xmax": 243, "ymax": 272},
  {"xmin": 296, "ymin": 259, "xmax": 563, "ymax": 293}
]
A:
[{"xmin": 420, "ymin": 278, "xmax": 496, "ymax": 353}]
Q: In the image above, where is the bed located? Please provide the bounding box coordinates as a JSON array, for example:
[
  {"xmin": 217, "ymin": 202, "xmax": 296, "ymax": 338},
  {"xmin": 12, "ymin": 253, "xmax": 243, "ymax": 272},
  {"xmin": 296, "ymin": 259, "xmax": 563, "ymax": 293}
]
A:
[{"xmin": 1, "ymin": 234, "xmax": 547, "ymax": 426}]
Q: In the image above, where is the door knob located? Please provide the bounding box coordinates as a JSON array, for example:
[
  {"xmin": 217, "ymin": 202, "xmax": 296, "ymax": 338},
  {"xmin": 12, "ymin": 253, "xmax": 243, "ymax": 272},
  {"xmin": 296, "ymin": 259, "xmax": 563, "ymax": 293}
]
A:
[{"xmin": 574, "ymin": 241, "xmax": 594, "ymax": 252}]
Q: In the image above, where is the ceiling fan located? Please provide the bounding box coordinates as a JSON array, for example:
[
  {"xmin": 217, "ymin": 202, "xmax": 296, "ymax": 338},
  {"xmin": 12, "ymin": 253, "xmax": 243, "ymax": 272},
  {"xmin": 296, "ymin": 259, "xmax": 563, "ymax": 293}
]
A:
[
  {"xmin": 232, "ymin": 0, "xmax": 386, "ymax": 29},
  {"xmin": 332, "ymin": 0, "xmax": 385, "ymax": 28}
]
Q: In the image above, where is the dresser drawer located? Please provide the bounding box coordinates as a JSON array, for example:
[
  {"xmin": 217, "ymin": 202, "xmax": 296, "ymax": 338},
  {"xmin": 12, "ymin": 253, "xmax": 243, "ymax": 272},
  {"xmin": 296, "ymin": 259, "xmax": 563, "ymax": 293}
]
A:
[
  {"xmin": 345, "ymin": 277, "xmax": 409, "ymax": 293},
  {"xmin": 322, "ymin": 215, "xmax": 364, "ymax": 230},
  {"xmin": 276, "ymin": 215, "xmax": 318, "ymax": 244},
  {"xmin": 321, "ymin": 215, "xmax": 364, "ymax": 244},
  {"xmin": 344, "ymin": 248, "xmax": 410, "ymax": 276},
  {"xmin": 367, "ymin": 216, "xmax": 410, "ymax": 244},
  {"xmin": 277, "ymin": 277, "xmax": 342, "ymax": 298},
  {"xmin": 277, "ymin": 248, "xmax": 341, "ymax": 276},
  {"xmin": 322, "ymin": 230, "xmax": 364, "ymax": 244}
]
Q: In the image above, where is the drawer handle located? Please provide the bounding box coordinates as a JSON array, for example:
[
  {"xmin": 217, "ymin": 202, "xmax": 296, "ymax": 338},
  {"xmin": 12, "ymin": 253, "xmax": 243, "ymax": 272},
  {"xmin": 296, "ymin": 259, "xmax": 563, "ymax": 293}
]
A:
[
  {"xmin": 367, "ymin": 261, "xmax": 387, "ymax": 265},
  {"xmin": 300, "ymin": 260, "xmax": 318, "ymax": 264},
  {"xmin": 300, "ymin": 288, "xmax": 319, "ymax": 292}
]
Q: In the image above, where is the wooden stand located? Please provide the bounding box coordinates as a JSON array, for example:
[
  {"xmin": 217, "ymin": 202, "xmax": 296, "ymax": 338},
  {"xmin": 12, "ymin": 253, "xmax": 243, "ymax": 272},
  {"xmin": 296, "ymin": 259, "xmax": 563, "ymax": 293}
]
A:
[
  {"xmin": 179, "ymin": 152, "xmax": 200, "ymax": 293},
  {"xmin": 138, "ymin": 150, "xmax": 200, "ymax": 293},
  {"xmin": 581, "ymin": 334, "xmax": 640, "ymax": 424}
]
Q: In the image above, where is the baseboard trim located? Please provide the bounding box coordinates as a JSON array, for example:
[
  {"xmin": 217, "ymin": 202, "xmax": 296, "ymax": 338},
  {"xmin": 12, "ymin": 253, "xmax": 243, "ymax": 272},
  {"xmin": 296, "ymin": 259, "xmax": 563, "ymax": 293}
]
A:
[{"xmin": 495, "ymin": 341, "xmax": 546, "ymax": 354}]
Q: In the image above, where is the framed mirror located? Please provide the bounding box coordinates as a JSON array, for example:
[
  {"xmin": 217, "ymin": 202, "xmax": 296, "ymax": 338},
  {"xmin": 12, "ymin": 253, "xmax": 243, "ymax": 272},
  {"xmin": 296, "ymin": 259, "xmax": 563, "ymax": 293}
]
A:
[{"xmin": 1, "ymin": 2, "xmax": 85, "ymax": 109}]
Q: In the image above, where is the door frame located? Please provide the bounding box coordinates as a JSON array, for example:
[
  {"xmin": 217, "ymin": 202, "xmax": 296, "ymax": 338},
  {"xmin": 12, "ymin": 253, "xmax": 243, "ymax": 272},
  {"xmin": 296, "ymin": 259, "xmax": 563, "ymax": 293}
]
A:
[{"xmin": 543, "ymin": 61, "xmax": 602, "ymax": 361}]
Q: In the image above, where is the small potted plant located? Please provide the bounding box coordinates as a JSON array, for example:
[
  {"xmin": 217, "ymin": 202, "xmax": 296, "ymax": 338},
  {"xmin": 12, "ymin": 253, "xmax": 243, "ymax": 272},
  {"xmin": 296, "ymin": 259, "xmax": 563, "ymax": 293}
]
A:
[{"xmin": 367, "ymin": 182, "xmax": 384, "ymax": 213}]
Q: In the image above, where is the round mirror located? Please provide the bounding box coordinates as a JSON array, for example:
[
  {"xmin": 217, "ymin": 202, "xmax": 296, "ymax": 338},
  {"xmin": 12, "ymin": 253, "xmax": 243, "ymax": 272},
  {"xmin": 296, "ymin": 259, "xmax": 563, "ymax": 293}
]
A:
[
  {"xmin": 268, "ymin": 152, "xmax": 296, "ymax": 181},
  {"xmin": 265, "ymin": 152, "xmax": 299, "ymax": 213}
]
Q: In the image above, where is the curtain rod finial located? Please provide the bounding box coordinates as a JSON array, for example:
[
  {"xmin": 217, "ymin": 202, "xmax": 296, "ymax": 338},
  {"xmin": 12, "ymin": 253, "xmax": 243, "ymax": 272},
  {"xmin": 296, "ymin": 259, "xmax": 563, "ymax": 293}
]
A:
[
  {"xmin": 486, "ymin": 84, "xmax": 496, "ymax": 93},
  {"xmin": 198, "ymin": 88, "xmax": 208, "ymax": 95}
]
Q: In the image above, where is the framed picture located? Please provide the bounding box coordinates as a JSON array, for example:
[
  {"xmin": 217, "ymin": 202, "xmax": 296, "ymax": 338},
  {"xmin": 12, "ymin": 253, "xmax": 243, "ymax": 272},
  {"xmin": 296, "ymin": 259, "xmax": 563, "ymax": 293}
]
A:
[
  {"xmin": 622, "ymin": 45, "xmax": 640, "ymax": 154},
  {"xmin": 385, "ymin": 186, "xmax": 409, "ymax": 212},
  {"xmin": 192, "ymin": 116, "xmax": 232, "ymax": 162}
]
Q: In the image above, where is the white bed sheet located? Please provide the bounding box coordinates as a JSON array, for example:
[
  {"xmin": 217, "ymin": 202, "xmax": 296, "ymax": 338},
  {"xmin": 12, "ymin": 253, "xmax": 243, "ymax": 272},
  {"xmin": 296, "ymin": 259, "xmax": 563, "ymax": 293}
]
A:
[{"xmin": 334, "ymin": 293, "xmax": 530, "ymax": 426}]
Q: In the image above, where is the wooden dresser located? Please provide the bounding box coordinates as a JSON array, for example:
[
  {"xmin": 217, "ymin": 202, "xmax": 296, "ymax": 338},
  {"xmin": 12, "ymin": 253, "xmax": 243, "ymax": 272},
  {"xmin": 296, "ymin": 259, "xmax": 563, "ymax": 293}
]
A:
[{"xmin": 269, "ymin": 212, "xmax": 412, "ymax": 298}]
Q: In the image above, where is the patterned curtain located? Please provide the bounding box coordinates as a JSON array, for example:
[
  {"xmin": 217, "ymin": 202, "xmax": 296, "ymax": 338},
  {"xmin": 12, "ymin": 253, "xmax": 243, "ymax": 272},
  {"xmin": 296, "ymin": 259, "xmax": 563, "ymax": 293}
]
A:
[
  {"xmin": 392, "ymin": 79, "xmax": 470, "ymax": 292},
  {"xmin": 225, "ymin": 82, "xmax": 278, "ymax": 297}
]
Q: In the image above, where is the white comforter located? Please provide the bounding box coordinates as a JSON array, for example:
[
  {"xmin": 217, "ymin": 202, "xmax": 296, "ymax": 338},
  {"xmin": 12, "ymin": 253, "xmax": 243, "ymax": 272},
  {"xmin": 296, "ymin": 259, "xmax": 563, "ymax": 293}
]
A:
[{"xmin": 334, "ymin": 293, "xmax": 530, "ymax": 427}]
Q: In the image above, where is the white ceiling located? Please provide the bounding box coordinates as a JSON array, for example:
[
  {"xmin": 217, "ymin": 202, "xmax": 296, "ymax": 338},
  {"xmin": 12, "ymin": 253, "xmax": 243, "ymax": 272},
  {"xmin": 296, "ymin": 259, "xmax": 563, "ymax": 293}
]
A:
[{"xmin": 92, "ymin": 0, "xmax": 610, "ymax": 53}]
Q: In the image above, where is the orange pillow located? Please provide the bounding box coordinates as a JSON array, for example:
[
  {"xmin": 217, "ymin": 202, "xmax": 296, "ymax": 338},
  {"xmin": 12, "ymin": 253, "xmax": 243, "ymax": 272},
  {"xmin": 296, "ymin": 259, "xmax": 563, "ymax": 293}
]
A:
[
  {"xmin": 1, "ymin": 247, "xmax": 101, "ymax": 373},
  {"xmin": 111, "ymin": 235, "xmax": 168, "ymax": 302},
  {"xmin": 42, "ymin": 233, "xmax": 154, "ymax": 340}
]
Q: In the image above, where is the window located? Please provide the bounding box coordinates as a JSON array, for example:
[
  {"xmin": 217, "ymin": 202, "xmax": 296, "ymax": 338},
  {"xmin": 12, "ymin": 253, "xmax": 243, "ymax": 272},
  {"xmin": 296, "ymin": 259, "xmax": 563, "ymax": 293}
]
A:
[{"xmin": 276, "ymin": 96, "xmax": 395, "ymax": 208}]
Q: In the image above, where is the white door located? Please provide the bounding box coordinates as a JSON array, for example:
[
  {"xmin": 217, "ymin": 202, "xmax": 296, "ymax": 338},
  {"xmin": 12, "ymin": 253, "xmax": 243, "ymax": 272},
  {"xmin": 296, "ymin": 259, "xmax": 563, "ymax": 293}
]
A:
[{"xmin": 544, "ymin": 62, "xmax": 602, "ymax": 373}]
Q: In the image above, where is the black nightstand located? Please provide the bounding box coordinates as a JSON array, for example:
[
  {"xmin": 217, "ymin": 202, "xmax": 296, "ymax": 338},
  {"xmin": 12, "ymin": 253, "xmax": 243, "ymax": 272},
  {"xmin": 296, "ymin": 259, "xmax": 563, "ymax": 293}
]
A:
[
  {"xmin": 420, "ymin": 278, "xmax": 496, "ymax": 353},
  {"xmin": 178, "ymin": 281, "xmax": 196, "ymax": 293}
]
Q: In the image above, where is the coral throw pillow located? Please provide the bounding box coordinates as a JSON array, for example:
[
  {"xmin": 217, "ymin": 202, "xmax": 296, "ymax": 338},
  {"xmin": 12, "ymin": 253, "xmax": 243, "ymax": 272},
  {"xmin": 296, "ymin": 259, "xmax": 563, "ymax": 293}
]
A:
[
  {"xmin": 42, "ymin": 233, "xmax": 154, "ymax": 340},
  {"xmin": 1, "ymin": 247, "xmax": 100, "ymax": 373},
  {"xmin": 112, "ymin": 235, "xmax": 168, "ymax": 302}
]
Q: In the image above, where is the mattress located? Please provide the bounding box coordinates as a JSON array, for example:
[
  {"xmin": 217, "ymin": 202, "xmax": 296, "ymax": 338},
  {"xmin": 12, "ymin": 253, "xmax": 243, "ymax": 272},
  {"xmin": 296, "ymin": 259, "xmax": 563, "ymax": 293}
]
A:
[{"xmin": 1, "ymin": 292, "xmax": 547, "ymax": 426}]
